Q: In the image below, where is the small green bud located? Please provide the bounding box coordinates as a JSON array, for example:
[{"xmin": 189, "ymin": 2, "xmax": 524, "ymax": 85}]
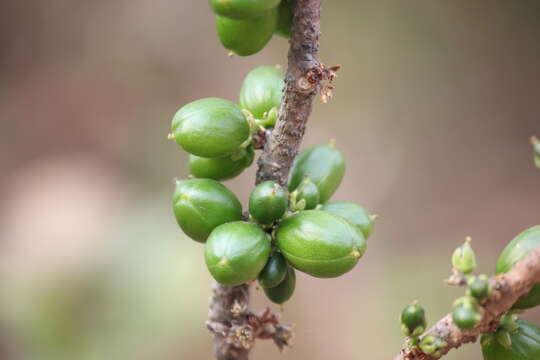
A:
[
  {"xmin": 469, "ymin": 275, "xmax": 492, "ymax": 302},
  {"xmin": 419, "ymin": 335, "xmax": 447, "ymax": 356},
  {"xmin": 452, "ymin": 237, "xmax": 477, "ymax": 274},
  {"xmin": 495, "ymin": 329, "xmax": 513, "ymax": 350},
  {"xmin": 419, "ymin": 335, "xmax": 437, "ymax": 355},
  {"xmin": 400, "ymin": 301, "xmax": 426, "ymax": 337},
  {"xmin": 499, "ymin": 312, "xmax": 519, "ymax": 333}
]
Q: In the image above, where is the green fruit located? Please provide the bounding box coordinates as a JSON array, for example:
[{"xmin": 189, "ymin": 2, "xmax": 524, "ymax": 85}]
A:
[
  {"xmin": 264, "ymin": 266, "xmax": 296, "ymax": 304},
  {"xmin": 321, "ymin": 202, "xmax": 374, "ymax": 239},
  {"xmin": 249, "ymin": 181, "xmax": 288, "ymax": 225},
  {"xmin": 275, "ymin": 210, "xmax": 366, "ymax": 278},
  {"xmin": 189, "ymin": 146, "xmax": 254, "ymax": 181},
  {"xmin": 216, "ymin": 9, "xmax": 277, "ymax": 56},
  {"xmin": 258, "ymin": 252, "xmax": 288, "ymax": 288},
  {"xmin": 172, "ymin": 179, "xmax": 243, "ymax": 242},
  {"xmin": 239, "ymin": 65, "xmax": 284, "ymax": 121},
  {"xmin": 295, "ymin": 178, "xmax": 320, "ymax": 210},
  {"xmin": 400, "ymin": 302, "xmax": 426, "ymax": 337},
  {"xmin": 452, "ymin": 300, "xmax": 481, "ymax": 330},
  {"xmin": 205, "ymin": 221, "xmax": 271, "ymax": 286},
  {"xmin": 470, "ymin": 277, "xmax": 492, "ymax": 302},
  {"xmin": 275, "ymin": 0, "xmax": 293, "ymax": 38},
  {"xmin": 210, "ymin": 0, "xmax": 281, "ymax": 20},
  {"xmin": 496, "ymin": 225, "xmax": 540, "ymax": 309},
  {"xmin": 288, "ymin": 143, "xmax": 346, "ymax": 203},
  {"xmin": 171, "ymin": 98, "xmax": 249, "ymax": 158},
  {"xmin": 481, "ymin": 320, "xmax": 540, "ymax": 360}
]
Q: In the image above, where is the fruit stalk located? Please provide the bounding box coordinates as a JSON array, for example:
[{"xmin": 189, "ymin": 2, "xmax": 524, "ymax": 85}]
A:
[
  {"xmin": 394, "ymin": 244, "xmax": 540, "ymax": 360},
  {"xmin": 208, "ymin": 0, "xmax": 323, "ymax": 359}
]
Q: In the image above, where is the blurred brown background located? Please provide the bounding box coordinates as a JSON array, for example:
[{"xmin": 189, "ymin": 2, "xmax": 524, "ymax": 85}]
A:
[{"xmin": 1, "ymin": 1, "xmax": 539, "ymax": 359}]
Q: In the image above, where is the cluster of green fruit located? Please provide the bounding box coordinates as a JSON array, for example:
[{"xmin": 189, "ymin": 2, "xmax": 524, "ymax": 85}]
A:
[
  {"xmin": 170, "ymin": 65, "xmax": 282, "ymax": 181},
  {"xmin": 169, "ymin": 66, "xmax": 375, "ymax": 304},
  {"xmin": 210, "ymin": 0, "xmax": 294, "ymax": 56},
  {"xmin": 400, "ymin": 302, "xmax": 447, "ymax": 357},
  {"xmin": 399, "ymin": 225, "xmax": 540, "ymax": 359}
]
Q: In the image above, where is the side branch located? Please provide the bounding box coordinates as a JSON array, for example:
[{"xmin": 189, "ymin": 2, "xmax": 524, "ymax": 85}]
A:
[
  {"xmin": 208, "ymin": 0, "xmax": 324, "ymax": 359},
  {"xmin": 395, "ymin": 245, "xmax": 540, "ymax": 360}
]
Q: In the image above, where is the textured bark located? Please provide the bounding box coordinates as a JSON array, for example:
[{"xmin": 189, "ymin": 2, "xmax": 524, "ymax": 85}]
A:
[
  {"xmin": 207, "ymin": 0, "xmax": 323, "ymax": 359},
  {"xmin": 256, "ymin": 0, "xmax": 322, "ymax": 186},
  {"xmin": 394, "ymin": 244, "xmax": 540, "ymax": 360},
  {"xmin": 208, "ymin": 283, "xmax": 251, "ymax": 360}
]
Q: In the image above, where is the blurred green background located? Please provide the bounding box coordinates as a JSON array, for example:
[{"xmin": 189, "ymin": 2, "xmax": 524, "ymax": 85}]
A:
[{"xmin": 1, "ymin": 1, "xmax": 539, "ymax": 359}]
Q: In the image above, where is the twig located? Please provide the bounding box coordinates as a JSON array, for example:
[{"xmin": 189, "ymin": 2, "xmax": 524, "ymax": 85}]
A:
[
  {"xmin": 256, "ymin": 0, "xmax": 323, "ymax": 186},
  {"xmin": 394, "ymin": 244, "xmax": 540, "ymax": 360},
  {"xmin": 207, "ymin": 0, "xmax": 325, "ymax": 359}
]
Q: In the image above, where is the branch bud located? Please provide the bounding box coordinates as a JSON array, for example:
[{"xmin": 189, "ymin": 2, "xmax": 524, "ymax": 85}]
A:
[{"xmin": 452, "ymin": 237, "xmax": 477, "ymax": 274}]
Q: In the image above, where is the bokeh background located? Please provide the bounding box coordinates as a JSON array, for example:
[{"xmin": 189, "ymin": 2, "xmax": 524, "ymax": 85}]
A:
[{"xmin": 1, "ymin": 0, "xmax": 539, "ymax": 359}]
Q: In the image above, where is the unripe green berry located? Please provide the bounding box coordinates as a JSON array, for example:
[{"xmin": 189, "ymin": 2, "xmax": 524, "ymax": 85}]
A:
[
  {"xmin": 469, "ymin": 276, "xmax": 492, "ymax": 302},
  {"xmin": 295, "ymin": 177, "xmax": 320, "ymax": 210},
  {"xmin": 258, "ymin": 252, "xmax": 288, "ymax": 289},
  {"xmin": 452, "ymin": 237, "xmax": 477, "ymax": 274},
  {"xmin": 400, "ymin": 302, "xmax": 426, "ymax": 337},
  {"xmin": 263, "ymin": 266, "xmax": 296, "ymax": 304},
  {"xmin": 249, "ymin": 181, "xmax": 289, "ymax": 225},
  {"xmin": 205, "ymin": 221, "xmax": 271, "ymax": 286},
  {"xmin": 452, "ymin": 297, "xmax": 482, "ymax": 330}
]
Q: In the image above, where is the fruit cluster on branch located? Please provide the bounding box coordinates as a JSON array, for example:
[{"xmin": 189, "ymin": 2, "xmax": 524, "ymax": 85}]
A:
[
  {"xmin": 170, "ymin": 1, "xmax": 368, "ymax": 359},
  {"xmin": 168, "ymin": 1, "xmax": 540, "ymax": 359},
  {"xmin": 396, "ymin": 226, "xmax": 540, "ymax": 360}
]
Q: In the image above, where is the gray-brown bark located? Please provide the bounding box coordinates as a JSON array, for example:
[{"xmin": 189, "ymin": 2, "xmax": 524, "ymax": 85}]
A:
[
  {"xmin": 256, "ymin": 0, "xmax": 323, "ymax": 186},
  {"xmin": 394, "ymin": 244, "xmax": 540, "ymax": 360},
  {"xmin": 207, "ymin": 0, "xmax": 323, "ymax": 359}
]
